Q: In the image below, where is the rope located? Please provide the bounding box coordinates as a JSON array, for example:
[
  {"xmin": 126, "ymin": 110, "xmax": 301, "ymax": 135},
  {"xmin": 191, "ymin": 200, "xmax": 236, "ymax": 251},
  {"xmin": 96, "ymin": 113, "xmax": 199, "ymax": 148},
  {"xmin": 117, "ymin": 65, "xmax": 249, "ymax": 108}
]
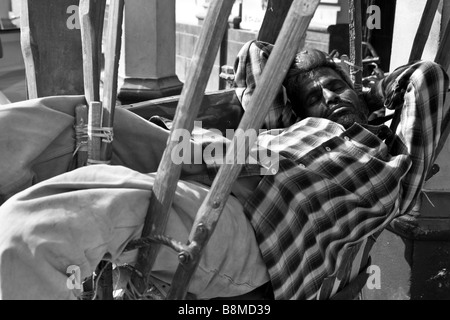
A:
[
  {"xmin": 342, "ymin": 59, "xmax": 363, "ymax": 73},
  {"xmin": 85, "ymin": 126, "xmax": 114, "ymax": 165},
  {"xmin": 87, "ymin": 159, "xmax": 112, "ymax": 165},
  {"xmin": 88, "ymin": 127, "xmax": 114, "ymax": 144},
  {"xmin": 124, "ymin": 235, "xmax": 188, "ymax": 253},
  {"xmin": 73, "ymin": 124, "xmax": 89, "ymax": 157}
]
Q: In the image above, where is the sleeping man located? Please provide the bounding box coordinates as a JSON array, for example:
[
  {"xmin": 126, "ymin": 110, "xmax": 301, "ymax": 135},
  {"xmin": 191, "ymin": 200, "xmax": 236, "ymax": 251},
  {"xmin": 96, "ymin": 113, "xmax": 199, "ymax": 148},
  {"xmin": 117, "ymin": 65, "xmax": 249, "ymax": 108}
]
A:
[{"xmin": 0, "ymin": 40, "xmax": 447, "ymax": 300}]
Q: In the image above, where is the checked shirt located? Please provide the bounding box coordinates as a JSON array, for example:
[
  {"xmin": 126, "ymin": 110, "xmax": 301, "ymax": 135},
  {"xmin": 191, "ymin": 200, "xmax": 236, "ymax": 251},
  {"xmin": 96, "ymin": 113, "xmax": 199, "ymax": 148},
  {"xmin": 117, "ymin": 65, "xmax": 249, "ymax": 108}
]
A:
[{"xmin": 205, "ymin": 41, "xmax": 449, "ymax": 300}]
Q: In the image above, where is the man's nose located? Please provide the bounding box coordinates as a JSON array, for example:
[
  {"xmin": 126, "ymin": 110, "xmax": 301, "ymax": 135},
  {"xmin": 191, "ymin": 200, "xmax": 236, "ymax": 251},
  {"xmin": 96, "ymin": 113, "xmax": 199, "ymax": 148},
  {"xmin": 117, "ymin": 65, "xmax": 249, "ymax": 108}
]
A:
[{"xmin": 322, "ymin": 88, "xmax": 340, "ymax": 105}]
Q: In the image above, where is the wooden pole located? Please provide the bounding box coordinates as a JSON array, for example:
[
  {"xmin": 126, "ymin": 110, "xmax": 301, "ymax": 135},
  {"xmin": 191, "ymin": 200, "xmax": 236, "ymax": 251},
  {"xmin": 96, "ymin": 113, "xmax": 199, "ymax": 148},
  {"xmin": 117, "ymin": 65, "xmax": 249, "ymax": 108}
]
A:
[
  {"xmin": 20, "ymin": 0, "xmax": 84, "ymax": 98},
  {"xmin": 101, "ymin": 0, "xmax": 124, "ymax": 162},
  {"xmin": 349, "ymin": 0, "xmax": 363, "ymax": 93},
  {"xmin": 257, "ymin": 0, "xmax": 294, "ymax": 44},
  {"xmin": 167, "ymin": 0, "xmax": 320, "ymax": 300},
  {"xmin": 219, "ymin": 27, "xmax": 229, "ymax": 90},
  {"xmin": 433, "ymin": 20, "xmax": 450, "ymax": 170},
  {"xmin": 79, "ymin": 0, "xmax": 107, "ymax": 103},
  {"xmin": 130, "ymin": 0, "xmax": 236, "ymax": 296},
  {"xmin": 88, "ymin": 101, "xmax": 103, "ymax": 165},
  {"xmin": 435, "ymin": 21, "xmax": 450, "ymax": 72},
  {"xmin": 75, "ymin": 105, "xmax": 89, "ymax": 168},
  {"xmin": 409, "ymin": 0, "xmax": 440, "ymax": 64}
]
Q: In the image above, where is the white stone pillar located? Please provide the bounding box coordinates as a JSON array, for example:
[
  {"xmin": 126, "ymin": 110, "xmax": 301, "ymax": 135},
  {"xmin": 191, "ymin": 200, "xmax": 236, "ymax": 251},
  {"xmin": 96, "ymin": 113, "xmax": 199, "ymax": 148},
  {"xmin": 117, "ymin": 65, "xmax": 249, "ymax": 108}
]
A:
[
  {"xmin": 118, "ymin": 0, "xmax": 183, "ymax": 103},
  {"xmin": 390, "ymin": 0, "xmax": 442, "ymax": 72}
]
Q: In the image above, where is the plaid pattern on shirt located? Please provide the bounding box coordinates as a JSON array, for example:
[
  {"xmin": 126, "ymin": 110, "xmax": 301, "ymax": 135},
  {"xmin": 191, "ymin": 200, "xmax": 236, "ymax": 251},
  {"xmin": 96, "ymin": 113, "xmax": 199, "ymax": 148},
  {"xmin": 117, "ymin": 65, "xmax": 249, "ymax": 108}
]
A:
[
  {"xmin": 233, "ymin": 40, "xmax": 298, "ymax": 130},
  {"xmin": 204, "ymin": 59, "xmax": 449, "ymax": 299}
]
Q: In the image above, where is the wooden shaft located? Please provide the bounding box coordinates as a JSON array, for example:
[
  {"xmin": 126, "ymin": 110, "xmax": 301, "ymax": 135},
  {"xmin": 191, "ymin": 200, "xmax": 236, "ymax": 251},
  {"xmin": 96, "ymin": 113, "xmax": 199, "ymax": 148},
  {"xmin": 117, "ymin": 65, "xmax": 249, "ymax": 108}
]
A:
[
  {"xmin": 167, "ymin": 0, "xmax": 321, "ymax": 300},
  {"xmin": 20, "ymin": 0, "xmax": 38, "ymax": 99},
  {"xmin": 80, "ymin": 0, "xmax": 107, "ymax": 103},
  {"xmin": 349, "ymin": 0, "xmax": 363, "ymax": 92},
  {"xmin": 87, "ymin": 101, "xmax": 103, "ymax": 163},
  {"xmin": 432, "ymin": 4, "xmax": 450, "ymax": 171},
  {"xmin": 131, "ymin": 0, "xmax": 236, "ymax": 295},
  {"xmin": 257, "ymin": 0, "xmax": 294, "ymax": 44},
  {"xmin": 101, "ymin": 0, "xmax": 124, "ymax": 163},
  {"xmin": 102, "ymin": 0, "xmax": 124, "ymax": 129},
  {"xmin": 75, "ymin": 104, "xmax": 89, "ymax": 168},
  {"xmin": 435, "ymin": 20, "xmax": 450, "ymax": 71},
  {"xmin": 409, "ymin": 0, "xmax": 440, "ymax": 64},
  {"xmin": 20, "ymin": 0, "xmax": 84, "ymax": 98}
]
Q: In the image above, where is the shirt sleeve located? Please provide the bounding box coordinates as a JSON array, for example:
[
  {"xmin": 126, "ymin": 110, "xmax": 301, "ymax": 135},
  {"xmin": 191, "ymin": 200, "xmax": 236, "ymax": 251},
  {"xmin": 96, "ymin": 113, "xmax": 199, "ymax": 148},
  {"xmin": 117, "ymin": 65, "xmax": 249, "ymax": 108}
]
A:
[{"xmin": 387, "ymin": 61, "xmax": 449, "ymax": 216}]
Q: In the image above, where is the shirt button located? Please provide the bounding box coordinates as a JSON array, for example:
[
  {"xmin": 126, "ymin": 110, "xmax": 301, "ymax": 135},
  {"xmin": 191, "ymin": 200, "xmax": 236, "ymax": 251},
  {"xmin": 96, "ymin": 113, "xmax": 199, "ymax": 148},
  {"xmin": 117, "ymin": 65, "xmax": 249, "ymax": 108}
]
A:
[
  {"xmin": 299, "ymin": 164, "xmax": 306, "ymax": 169},
  {"xmin": 344, "ymin": 136, "xmax": 350, "ymax": 141},
  {"xmin": 325, "ymin": 147, "xmax": 332, "ymax": 152}
]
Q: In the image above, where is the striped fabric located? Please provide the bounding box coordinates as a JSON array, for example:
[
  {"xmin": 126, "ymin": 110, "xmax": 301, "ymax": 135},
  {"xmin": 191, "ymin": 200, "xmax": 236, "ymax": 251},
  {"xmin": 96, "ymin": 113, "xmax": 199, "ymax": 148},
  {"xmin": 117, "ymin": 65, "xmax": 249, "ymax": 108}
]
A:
[
  {"xmin": 209, "ymin": 47, "xmax": 449, "ymax": 300},
  {"xmin": 233, "ymin": 40, "xmax": 298, "ymax": 130}
]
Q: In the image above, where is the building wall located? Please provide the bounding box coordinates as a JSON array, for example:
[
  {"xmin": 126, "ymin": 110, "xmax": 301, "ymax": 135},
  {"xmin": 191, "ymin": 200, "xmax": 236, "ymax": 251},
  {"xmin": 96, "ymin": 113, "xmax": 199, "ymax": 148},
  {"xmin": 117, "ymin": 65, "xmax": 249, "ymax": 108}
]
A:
[{"xmin": 175, "ymin": 23, "xmax": 331, "ymax": 92}]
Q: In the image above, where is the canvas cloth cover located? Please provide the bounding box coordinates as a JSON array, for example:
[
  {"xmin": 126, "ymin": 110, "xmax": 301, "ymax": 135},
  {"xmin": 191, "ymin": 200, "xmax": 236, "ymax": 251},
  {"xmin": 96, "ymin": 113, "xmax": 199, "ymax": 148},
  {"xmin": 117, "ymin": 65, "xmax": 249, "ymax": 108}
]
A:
[{"xmin": 0, "ymin": 96, "xmax": 269, "ymax": 300}]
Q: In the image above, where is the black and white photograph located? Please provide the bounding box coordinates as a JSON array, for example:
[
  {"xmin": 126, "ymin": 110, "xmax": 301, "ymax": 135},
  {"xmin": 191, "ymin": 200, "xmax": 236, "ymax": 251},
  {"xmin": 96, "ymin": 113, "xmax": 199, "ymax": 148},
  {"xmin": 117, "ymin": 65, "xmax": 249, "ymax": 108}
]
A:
[{"xmin": 0, "ymin": 0, "xmax": 448, "ymax": 308}]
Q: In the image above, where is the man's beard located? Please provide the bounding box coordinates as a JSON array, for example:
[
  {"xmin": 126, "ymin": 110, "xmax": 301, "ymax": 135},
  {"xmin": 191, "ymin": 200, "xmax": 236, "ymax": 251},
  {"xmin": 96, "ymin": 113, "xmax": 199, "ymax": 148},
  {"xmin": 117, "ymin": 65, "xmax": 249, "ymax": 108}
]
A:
[{"xmin": 327, "ymin": 101, "xmax": 368, "ymax": 129}]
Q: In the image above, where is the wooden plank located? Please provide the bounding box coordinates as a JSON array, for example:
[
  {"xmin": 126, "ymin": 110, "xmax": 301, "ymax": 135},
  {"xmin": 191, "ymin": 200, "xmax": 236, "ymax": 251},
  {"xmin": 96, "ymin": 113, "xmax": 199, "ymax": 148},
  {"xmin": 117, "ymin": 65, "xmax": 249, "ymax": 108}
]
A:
[
  {"xmin": 101, "ymin": 0, "xmax": 124, "ymax": 162},
  {"xmin": 349, "ymin": 0, "xmax": 363, "ymax": 93},
  {"xmin": 432, "ymin": 22, "xmax": 450, "ymax": 180},
  {"xmin": 87, "ymin": 100, "xmax": 114, "ymax": 300},
  {"xmin": 94, "ymin": 0, "xmax": 124, "ymax": 300},
  {"xmin": 20, "ymin": 0, "xmax": 84, "ymax": 99},
  {"xmin": 102, "ymin": 0, "xmax": 124, "ymax": 128},
  {"xmin": 435, "ymin": 18, "xmax": 450, "ymax": 72},
  {"xmin": 87, "ymin": 101, "xmax": 103, "ymax": 164},
  {"xmin": 167, "ymin": 0, "xmax": 321, "ymax": 300},
  {"xmin": 75, "ymin": 104, "xmax": 89, "ymax": 168},
  {"xmin": 409, "ymin": 0, "xmax": 440, "ymax": 64},
  {"xmin": 80, "ymin": 0, "xmax": 107, "ymax": 103},
  {"xmin": 257, "ymin": 0, "xmax": 294, "ymax": 44},
  {"xmin": 20, "ymin": 0, "xmax": 37, "ymax": 99},
  {"xmin": 130, "ymin": 0, "xmax": 236, "ymax": 296}
]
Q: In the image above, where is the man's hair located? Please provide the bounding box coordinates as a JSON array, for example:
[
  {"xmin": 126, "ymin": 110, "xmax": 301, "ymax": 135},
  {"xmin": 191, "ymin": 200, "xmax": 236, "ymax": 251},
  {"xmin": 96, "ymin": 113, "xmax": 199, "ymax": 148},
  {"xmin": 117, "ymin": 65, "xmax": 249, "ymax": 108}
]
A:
[{"xmin": 285, "ymin": 49, "xmax": 354, "ymax": 88}]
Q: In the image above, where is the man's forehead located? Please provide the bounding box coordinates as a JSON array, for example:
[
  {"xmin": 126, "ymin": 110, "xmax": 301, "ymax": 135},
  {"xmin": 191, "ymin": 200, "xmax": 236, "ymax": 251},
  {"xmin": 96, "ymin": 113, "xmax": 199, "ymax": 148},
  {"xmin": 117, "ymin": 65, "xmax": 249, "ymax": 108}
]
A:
[{"xmin": 297, "ymin": 67, "xmax": 346, "ymax": 86}]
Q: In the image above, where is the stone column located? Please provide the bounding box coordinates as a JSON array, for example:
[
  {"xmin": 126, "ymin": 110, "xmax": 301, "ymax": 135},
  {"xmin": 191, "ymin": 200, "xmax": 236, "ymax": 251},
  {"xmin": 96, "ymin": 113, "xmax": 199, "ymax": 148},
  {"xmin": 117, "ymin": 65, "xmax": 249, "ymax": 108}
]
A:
[{"xmin": 118, "ymin": 0, "xmax": 183, "ymax": 104}]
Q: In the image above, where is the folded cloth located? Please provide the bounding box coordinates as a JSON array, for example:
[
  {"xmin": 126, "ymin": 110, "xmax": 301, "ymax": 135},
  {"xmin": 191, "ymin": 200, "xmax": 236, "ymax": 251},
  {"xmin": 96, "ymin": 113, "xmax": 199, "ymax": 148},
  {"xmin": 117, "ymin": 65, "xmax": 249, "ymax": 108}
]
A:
[
  {"xmin": 0, "ymin": 165, "xmax": 269, "ymax": 300},
  {"xmin": 0, "ymin": 95, "xmax": 269, "ymax": 300},
  {"xmin": 0, "ymin": 95, "xmax": 174, "ymax": 203}
]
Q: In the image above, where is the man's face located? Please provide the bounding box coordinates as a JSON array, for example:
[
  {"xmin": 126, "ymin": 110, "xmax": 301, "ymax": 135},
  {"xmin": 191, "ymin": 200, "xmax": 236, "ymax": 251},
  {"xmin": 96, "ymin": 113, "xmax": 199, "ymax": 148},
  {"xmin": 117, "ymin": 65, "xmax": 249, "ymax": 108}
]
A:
[{"xmin": 290, "ymin": 67, "xmax": 368, "ymax": 128}]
